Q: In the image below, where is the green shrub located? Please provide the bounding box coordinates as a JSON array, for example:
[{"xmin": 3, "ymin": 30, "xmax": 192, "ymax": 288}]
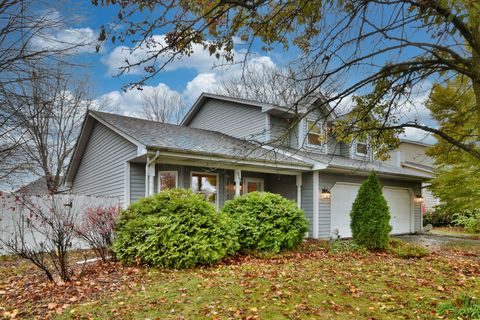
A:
[
  {"xmin": 438, "ymin": 296, "xmax": 480, "ymax": 319},
  {"xmin": 350, "ymin": 172, "xmax": 392, "ymax": 251},
  {"xmin": 454, "ymin": 210, "xmax": 480, "ymax": 233},
  {"xmin": 222, "ymin": 192, "xmax": 308, "ymax": 253},
  {"xmin": 423, "ymin": 210, "xmax": 456, "ymax": 227},
  {"xmin": 113, "ymin": 189, "xmax": 239, "ymax": 269},
  {"xmin": 387, "ymin": 238, "xmax": 429, "ymax": 259}
]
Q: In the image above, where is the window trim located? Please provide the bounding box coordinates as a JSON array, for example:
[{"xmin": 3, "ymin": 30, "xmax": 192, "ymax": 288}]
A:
[
  {"xmin": 354, "ymin": 139, "xmax": 369, "ymax": 157},
  {"xmin": 242, "ymin": 177, "xmax": 265, "ymax": 195},
  {"xmin": 306, "ymin": 119, "xmax": 325, "ymax": 148},
  {"xmin": 157, "ymin": 170, "xmax": 178, "ymax": 192},
  {"xmin": 190, "ymin": 171, "xmax": 219, "ymax": 208}
]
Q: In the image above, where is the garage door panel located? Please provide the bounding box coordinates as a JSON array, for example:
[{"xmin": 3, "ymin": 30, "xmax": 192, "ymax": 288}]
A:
[{"xmin": 330, "ymin": 183, "xmax": 412, "ymax": 238}]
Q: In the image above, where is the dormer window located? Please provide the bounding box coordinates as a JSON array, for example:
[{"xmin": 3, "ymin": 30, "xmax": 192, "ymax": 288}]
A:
[
  {"xmin": 355, "ymin": 139, "xmax": 368, "ymax": 156},
  {"xmin": 307, "ymin": 120, "xmax": 323, "ymax": 146}
]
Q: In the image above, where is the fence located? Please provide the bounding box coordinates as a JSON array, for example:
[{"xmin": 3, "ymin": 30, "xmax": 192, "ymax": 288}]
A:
[{"xmin": 0, "ymin": 193, "xmax": 120, "ymax": 255}]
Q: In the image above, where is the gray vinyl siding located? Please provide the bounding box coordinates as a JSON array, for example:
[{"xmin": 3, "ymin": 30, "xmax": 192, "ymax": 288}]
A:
[
  {"xmin": 269, "ymin": 115, "xmax": 289, "ymax": 146},
  {"xmin": 188, "ymin": 98, "xmax": 266, "ymax": 141},
  {"xmin": 265, "ymin": 174, "xmax": 297, "ymax": 201},
  {"xmin": 71, "ymin": 122, "xmax": 137, "ymax": 208},
  {"xmin": 289, "ymin": 124, "xmax": 299, "ymax": 149},
  {"xmin": 327, "ymin": 135, "xmax": 342, "ymax": 156},
  {"xmin": 301, "ymin": 172, "xmax": 314, "ymax": 236},
  {"xmin": 339, "ymin": 141, "xmax": 351, "ymax": 158},
  {"xmin": 316, "ymin": 172, "xmax": 423, "ymax": 238},
  {"xmin": 130, "ymin": 163, "xmax": 145, "ymax": 204}
]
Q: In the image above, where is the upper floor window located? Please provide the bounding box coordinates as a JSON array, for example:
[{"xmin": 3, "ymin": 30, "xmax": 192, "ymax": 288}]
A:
[
  {"xmin": 355, "ymin": 139, "xmax": 368, "ymax": 156},
  {"xmin": 307, "ymin": 120, "xmax": 323, "ymax": 146}
]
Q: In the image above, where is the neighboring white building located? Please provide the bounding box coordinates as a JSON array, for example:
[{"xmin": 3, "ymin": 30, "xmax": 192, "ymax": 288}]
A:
[{"xmin": 387, "ymin": 139, "xmax": 439, "ymax": 213}]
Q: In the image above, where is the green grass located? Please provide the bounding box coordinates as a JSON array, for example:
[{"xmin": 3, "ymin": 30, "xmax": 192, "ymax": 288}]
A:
[
  {"xmin": 42, "ymin": 241, "xmax": 480, "ymax": 320},
  {"xmin": 438, "ymin": 296, "xmax": 480, "ymax": 319}
]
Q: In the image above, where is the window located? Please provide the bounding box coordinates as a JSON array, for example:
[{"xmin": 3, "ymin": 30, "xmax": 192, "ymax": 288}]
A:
[
  {"xmin": 158, "ymin": 171, "xmax": 178, "ymax": 191},
  {"xmin": 307, "ymin": 120, "xmax": 323, "ymax": 146},
  {"xmin": 243, "ymin": 177, "xmax": 264, "ymax": 195},
  {"xmin": 191, "ymin": 172, "xmax": 218, "ymax": 206},
  {"xmin": 355, "ymin": 140, "xmax": 368, "ymax": 156}
]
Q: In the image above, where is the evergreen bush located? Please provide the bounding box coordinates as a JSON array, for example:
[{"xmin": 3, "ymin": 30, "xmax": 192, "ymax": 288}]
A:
[
  {"xmin": 350, "ymin": 172, "xmax": 392, "ymax": 250},
  {"xmin": 222, "ymin": 192, "xmax": 308, "ymax": 253},
  {"xmin": 113, "ymin": 189, "xmax": 239, "ymax": 269}
]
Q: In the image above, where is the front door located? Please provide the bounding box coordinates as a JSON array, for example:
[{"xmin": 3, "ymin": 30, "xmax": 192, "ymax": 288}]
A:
[{"xmin": 243, "ymin": 177, "xmax": 264, "ymax": 194}]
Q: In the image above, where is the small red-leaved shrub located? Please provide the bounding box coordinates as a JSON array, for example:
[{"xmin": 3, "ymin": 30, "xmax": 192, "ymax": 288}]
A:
[{"xmin": 76, "ymin": 205, "xmax": 118, "ymax": 261}]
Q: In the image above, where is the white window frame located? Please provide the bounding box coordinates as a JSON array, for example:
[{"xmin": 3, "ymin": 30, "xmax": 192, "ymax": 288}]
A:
[
  {"xmin": 243, "ymin": 177, "xmax": 265, "ymax": 195},
  {"xmin": 157, "ymin": 170, "xmax": 178, "ymax": 192},
  {"xmin": 190, "ymin": 171, "xmax": 219, "ymax": 208},
  {"xmin": 306, "ymin": 119, "xmax": 325, "ymax": 148},
  {"xmin": 354, "ymin": 139, "xmax": 369, "ymax": 157}
]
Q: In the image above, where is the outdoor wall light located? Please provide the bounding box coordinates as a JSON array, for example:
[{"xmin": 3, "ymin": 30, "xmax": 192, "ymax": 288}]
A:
[
  {"xmin": 320, "ymin": 188, "xmax": 331, "ymax": 200},
  {"xmin": 414, "ymin": 194, "xmax": 423, "ymax": 203}
]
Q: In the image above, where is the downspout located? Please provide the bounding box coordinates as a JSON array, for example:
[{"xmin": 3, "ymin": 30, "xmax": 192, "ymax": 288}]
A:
[{"xmin": 145, "ymin": 150, "xmax": 160, "ymax": 196}]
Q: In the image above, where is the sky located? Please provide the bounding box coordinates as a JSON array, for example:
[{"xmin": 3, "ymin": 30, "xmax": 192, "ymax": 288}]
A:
[{"xmin": 39, "ymin": 1, "xmax": 435, "ymax": 144}]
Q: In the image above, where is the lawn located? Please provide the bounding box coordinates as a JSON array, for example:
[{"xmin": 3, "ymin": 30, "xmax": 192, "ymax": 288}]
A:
[{"xmin": 1, "ymin": 240, "xmax": 480, "ymax": 319}]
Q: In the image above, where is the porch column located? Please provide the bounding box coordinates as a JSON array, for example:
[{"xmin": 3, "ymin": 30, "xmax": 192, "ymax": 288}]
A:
[
  {"xmin": 312, "ymin": 171, "xmax": 319, "ymax": 239},
  {"xmin": 145, "ymin": 159, "xmax": 156, "ymax": 197},
  {"xmin": 296, "ymin": 173, "xmax": 302, "ymax": 209},
  {"xmin": 234, "ymin": 169, "xmax": 242, "ymax": 197}
]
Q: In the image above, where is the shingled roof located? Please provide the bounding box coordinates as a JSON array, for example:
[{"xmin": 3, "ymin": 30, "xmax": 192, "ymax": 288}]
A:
[{"xmin": 90, "ymin": 111, "xmax": 310, "ymax": 166}]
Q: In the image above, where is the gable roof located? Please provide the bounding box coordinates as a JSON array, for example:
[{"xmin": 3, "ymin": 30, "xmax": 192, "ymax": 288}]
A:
[
  {"xmin": 92, "ymin": 110, "xmax": 309, "ymax": 163},
  {"xmin": 181, "ymin": 92, "xmax": 337, "ymax": 126}
]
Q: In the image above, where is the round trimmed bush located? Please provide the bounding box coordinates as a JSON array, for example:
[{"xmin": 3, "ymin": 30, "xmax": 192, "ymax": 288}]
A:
[
  {"xmin": 222, "ymin": 192, "xmax": 308, "ymax": 253},
  {"xmin": 350, "ymin": 172, "xmax": 392, "ymax": 250},
  {"xmin": 113, "ymin": 189, "xmax": 239, "ymax": 269}
]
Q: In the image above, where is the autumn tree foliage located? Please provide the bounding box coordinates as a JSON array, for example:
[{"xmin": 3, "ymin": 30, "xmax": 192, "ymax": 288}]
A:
[
  {"xmin": 350, "ymin": 173, "xmax": 391, "ymax": 251},
  {"xmin": 94, "ymin": 0, "xmax": 480, "ymax": 161}
]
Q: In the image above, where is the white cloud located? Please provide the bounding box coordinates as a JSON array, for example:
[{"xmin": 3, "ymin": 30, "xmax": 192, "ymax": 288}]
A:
[
  {"xmin": 183, "ymin": 73, "xmax": 218, "ymax": 104},
  {"xmin": 96, "ymin": 83, "xmax": 181, "ymax": 117},
  {"xmin": 102, "ymin": 35, "xmax": 233, "ymax": 76},
  {"xmin": 29, "ymin": 9, "xmax": 99, "ymax": 54}
]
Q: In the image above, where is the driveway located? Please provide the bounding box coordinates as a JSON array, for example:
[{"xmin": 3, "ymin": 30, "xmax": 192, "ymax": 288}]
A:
[
  {"xmin": 395, "ymin": 233, "xmax": 480, "ymax": 260},
  {"xmin": 397, "ymin": 233, "xmax": 479, "ymax": 247}
]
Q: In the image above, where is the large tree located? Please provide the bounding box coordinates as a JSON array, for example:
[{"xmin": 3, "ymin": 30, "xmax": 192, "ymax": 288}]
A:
[
  {"xmin": 93, "ymin": 0, "xmax": 480, "ymax": 160},
  {"xmin": 2, "ymin": 65, "xmax": 93, "ymax": 193},
  {"xmin": 0, "ymin": 0, "xmax": 96, "ymax": 185}
]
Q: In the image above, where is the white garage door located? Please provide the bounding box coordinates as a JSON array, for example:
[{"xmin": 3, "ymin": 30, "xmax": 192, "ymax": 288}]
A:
[{"xmin": 330, "ymin": 183, "xmax": 412, "ymax": 238}]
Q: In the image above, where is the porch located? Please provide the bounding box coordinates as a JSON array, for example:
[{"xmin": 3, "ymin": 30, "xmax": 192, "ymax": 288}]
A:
[{"xmin": 126, "ymin": 152, "xmax": 309, "ymax": 210}]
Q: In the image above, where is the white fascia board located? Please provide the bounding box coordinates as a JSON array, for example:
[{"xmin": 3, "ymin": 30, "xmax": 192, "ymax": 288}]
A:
[{"xmin": 156, "ymin": 150, "xmax": 312, "ymax": 171}]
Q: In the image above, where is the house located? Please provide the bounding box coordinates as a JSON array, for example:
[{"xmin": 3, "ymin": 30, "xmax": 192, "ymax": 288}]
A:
[
  {"xmin": 65, "ymin": 93, "xmax": 431, "ymax": 239},
  {"xmin": 16, "ymin": 176, "xmax": 67, "ymax": 195},
  {"xmin": 387, "ymin": 139, "xmax": 439, "ymax": 212}
]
